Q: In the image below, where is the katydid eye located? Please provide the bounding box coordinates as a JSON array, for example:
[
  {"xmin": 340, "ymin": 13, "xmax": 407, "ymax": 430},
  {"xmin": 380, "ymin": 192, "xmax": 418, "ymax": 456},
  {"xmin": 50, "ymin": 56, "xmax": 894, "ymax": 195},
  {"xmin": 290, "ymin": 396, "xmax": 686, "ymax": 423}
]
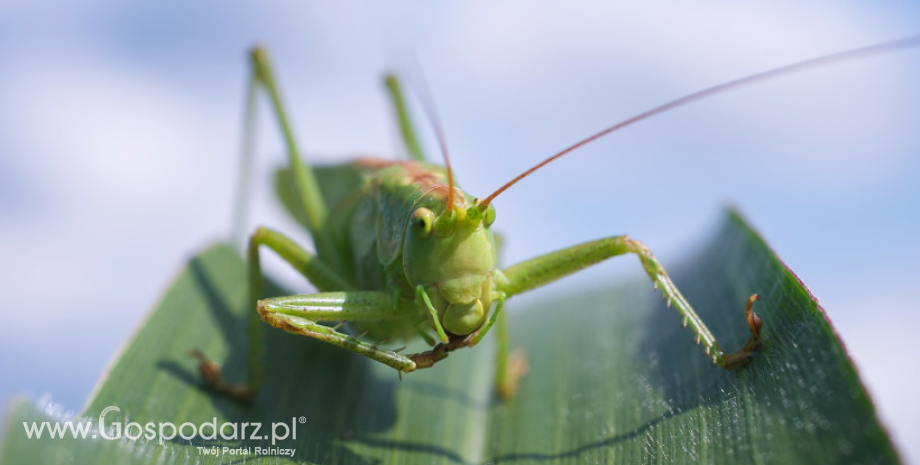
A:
[
  {"xmin": 483, "ymin": 204, "xmax": 496, "ymax": 227},
  {"xmin": 412, "ymin": 208, "xmax": 435, "ymax": 236}
]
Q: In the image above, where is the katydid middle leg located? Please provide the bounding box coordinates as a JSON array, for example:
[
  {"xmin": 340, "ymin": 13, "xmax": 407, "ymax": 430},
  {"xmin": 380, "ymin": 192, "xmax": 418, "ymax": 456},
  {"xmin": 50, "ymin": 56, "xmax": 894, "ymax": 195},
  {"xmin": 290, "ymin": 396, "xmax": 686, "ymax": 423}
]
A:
[{"xmin": 496, "ymin": 235, "xmax": 763, "ymax": 369}]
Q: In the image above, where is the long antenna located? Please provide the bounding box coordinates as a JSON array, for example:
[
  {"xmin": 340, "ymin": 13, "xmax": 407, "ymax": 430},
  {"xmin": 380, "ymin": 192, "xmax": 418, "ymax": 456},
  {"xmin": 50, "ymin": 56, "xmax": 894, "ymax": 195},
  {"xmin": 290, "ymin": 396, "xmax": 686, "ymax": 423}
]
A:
[
  {"xmin": 481, "ymin": 34, "xmax": 920, "ymax": 207},
  {"xmin": 409, "ymin": 64, "xmax": 456, "ymax": 212}
]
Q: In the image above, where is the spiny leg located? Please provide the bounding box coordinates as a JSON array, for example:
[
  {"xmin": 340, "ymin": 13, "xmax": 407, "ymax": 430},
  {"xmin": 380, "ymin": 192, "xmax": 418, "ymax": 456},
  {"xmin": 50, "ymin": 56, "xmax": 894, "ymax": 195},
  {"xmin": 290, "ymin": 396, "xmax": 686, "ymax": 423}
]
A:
[
  {"xmin": 384, "ymin": 74, "xmax": 427, "ymax": 162},
  {"xmin": 193, "ymin": 226, "xmax": 354, "ymax": 401},
  {"xmin": 256, "ymin": 291, "xmax": 417, "ymax": 372},
  {"xmin": 498, "ymin": 235, "xmax": 763, "ymax": 369},
  {"xmin": 258, "ymin": 292, "xmax": 481, "ymax": 374}
]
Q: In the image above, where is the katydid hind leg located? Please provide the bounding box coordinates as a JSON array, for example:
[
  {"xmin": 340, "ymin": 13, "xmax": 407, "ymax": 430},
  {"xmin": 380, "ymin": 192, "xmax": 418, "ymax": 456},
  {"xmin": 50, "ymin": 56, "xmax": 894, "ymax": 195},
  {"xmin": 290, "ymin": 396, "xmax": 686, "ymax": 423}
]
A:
[
  {"xmin": 248, "ymin": 47, "xmax": 343, "ymax": 271},
  {"xmin": 498, "ymin": 235, "xmax": 763, "ymax": 369},
  {"xmin": 384, "ymin": 74, "xmax": 428, "ymax": 163}
]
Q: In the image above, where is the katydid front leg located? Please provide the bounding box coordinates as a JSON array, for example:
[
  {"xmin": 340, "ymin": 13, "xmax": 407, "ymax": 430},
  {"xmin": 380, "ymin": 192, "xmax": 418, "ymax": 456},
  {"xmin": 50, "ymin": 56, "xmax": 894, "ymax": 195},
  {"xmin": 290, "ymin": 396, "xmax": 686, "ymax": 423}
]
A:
[
  {"xmin": 464, "ymin": 292, "xmax": 528, "ymax": 398},
  {"xmin": 193, "ymin": 226, "xmax": 503, "ymax": 400},
  {"xmin": 193, "ymin": 227, "xmax": 420, "ymax": 401},
  {"xmin": 253, "ymin": 288, "xmax": 506, "ymax": 375},
  {"xmin": 192, "ymin": 226, "xmax": 354, "ymax": 401},
  {"xmin": 256, "ymin": 291, "xmax": 418, "ymax": 372},
  {"xmin": 496, "ymin": 235, "xmax": 763, "ymax": 369}
]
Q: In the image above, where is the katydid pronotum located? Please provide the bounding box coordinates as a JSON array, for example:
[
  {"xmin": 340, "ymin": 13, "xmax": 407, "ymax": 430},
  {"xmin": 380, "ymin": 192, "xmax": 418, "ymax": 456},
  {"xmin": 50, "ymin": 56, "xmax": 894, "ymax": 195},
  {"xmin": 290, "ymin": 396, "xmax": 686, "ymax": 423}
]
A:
[{"xmin": 193, "ymin": 36, "xmax": 920, "ymax": 401}]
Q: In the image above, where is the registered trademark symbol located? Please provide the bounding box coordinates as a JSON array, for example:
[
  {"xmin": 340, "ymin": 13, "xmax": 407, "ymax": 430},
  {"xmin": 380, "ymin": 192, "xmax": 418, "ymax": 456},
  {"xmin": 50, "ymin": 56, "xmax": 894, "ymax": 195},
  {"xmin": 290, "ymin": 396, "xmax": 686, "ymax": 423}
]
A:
[{"xmin": 299, "ymin": 416, "xmax": 306, "ymax": 424}]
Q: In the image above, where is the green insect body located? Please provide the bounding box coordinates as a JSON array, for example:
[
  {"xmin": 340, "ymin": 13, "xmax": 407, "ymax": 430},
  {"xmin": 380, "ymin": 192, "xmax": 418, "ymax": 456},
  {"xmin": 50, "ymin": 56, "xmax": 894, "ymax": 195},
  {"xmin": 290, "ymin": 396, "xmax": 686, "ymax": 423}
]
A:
[
  {"xmin": 277, "ymin": 159, "xmax": 501, "ymax": 344},
  {"xmin": 192, "ymin": 37, "xmax": 920, "ymax": 401}
]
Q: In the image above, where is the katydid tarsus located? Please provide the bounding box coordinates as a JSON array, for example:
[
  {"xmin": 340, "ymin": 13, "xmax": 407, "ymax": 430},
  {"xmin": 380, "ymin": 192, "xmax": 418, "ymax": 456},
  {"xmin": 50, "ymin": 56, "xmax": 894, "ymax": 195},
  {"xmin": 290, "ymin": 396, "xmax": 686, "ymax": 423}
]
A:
[{"xmin": 193, "ymin": 35, "xmax": 920, "ymax": 401}]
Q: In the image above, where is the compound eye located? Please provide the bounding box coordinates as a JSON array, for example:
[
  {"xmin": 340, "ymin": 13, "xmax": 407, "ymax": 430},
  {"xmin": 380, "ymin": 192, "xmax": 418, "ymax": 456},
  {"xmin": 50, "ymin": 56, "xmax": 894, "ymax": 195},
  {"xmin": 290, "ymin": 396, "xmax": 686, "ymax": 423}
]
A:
[
  {"xmin": 412, "ymin": 207, "xmax": 435, "ymax": 237},
  {"xmin": 483, "ymin": 204, "xmax": 496, "ymax": 227}
]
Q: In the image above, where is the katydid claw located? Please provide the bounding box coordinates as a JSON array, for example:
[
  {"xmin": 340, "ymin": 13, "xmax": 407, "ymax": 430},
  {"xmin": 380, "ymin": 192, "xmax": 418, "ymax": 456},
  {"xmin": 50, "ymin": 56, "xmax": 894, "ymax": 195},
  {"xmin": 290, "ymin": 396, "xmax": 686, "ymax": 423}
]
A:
[
  {"xmin": 407, "ymin": 337, "xmax": 470, "ymax": 369},
  {"xmin": 190, "ymin": 350, "xmax": 255, "ymax": 402},
  {"xmin": 719, "ymin": 294, "xmax": 764, "ymax": 370},
  {"xmin": 747, "ymin": 294, "xmax": 763, "ymax": 338}
]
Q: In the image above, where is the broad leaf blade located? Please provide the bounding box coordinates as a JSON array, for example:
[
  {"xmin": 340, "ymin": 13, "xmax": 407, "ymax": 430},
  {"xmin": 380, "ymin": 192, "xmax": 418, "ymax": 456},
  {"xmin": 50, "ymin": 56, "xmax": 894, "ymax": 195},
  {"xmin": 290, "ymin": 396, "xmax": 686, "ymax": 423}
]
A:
[
  {"xmin": 485, "ymin": 211, "xmax": 897, "ymax": 463},
  {"xmin": 0, "ymin": 210, "xmax": 898, "ymax": 464}
]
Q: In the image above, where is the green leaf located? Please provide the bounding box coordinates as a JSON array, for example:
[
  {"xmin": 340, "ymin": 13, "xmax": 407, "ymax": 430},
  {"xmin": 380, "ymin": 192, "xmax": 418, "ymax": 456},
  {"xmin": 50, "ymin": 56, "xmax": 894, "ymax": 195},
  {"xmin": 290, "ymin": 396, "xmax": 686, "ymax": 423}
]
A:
[{"xmin": 1, "ymin": 210, "xmax": 899, "ymax": 464}]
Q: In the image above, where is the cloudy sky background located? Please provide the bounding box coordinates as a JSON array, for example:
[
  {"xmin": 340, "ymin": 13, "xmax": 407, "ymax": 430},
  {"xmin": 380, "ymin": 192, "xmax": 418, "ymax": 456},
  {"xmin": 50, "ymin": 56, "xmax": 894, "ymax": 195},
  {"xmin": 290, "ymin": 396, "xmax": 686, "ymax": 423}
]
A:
[{"xmin": 1, "ymin": 0, "xmax": 918, "ymax": 461}]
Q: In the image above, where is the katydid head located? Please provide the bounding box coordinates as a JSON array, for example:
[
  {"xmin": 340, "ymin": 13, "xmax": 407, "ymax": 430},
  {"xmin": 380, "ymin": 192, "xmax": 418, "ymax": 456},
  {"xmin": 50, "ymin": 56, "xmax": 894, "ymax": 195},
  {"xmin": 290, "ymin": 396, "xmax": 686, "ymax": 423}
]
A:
[{"xmin": 403, "ymin": 191, "xmax": 498, "ymax": 336}]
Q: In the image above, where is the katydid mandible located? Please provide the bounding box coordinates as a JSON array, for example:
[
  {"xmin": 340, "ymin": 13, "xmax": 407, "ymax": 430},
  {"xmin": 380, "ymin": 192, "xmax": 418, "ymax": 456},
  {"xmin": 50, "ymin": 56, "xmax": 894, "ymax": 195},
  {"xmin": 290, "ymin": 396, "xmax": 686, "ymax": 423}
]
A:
[{"xmin": 193, "ymin": 36, "xmax": 920, "ymax": 401}]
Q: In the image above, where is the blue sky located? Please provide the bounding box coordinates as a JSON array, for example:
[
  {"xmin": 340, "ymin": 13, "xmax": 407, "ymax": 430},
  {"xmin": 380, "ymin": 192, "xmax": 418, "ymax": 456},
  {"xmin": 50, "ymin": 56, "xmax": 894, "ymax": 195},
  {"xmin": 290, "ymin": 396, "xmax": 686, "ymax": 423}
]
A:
[{"xmin": 1, "ymin": 0, "xmax": 919, "ymax": 461}]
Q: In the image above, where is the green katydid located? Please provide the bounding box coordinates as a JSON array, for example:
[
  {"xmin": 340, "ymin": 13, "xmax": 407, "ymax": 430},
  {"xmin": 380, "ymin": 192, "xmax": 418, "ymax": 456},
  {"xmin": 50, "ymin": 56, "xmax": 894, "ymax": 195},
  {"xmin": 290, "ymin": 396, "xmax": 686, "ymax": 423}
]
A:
[{"xmin": 193, "ymin": 36, "xmax": 920, "ymax": 401}]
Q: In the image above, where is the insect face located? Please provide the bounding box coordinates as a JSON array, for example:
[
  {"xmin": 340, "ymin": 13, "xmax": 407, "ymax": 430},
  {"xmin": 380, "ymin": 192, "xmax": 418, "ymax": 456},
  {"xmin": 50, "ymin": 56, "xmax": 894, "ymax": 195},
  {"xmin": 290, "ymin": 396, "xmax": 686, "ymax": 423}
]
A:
[{"xmin": 403, "ymin": 191, "xmax": 499, "ymax": 335}]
